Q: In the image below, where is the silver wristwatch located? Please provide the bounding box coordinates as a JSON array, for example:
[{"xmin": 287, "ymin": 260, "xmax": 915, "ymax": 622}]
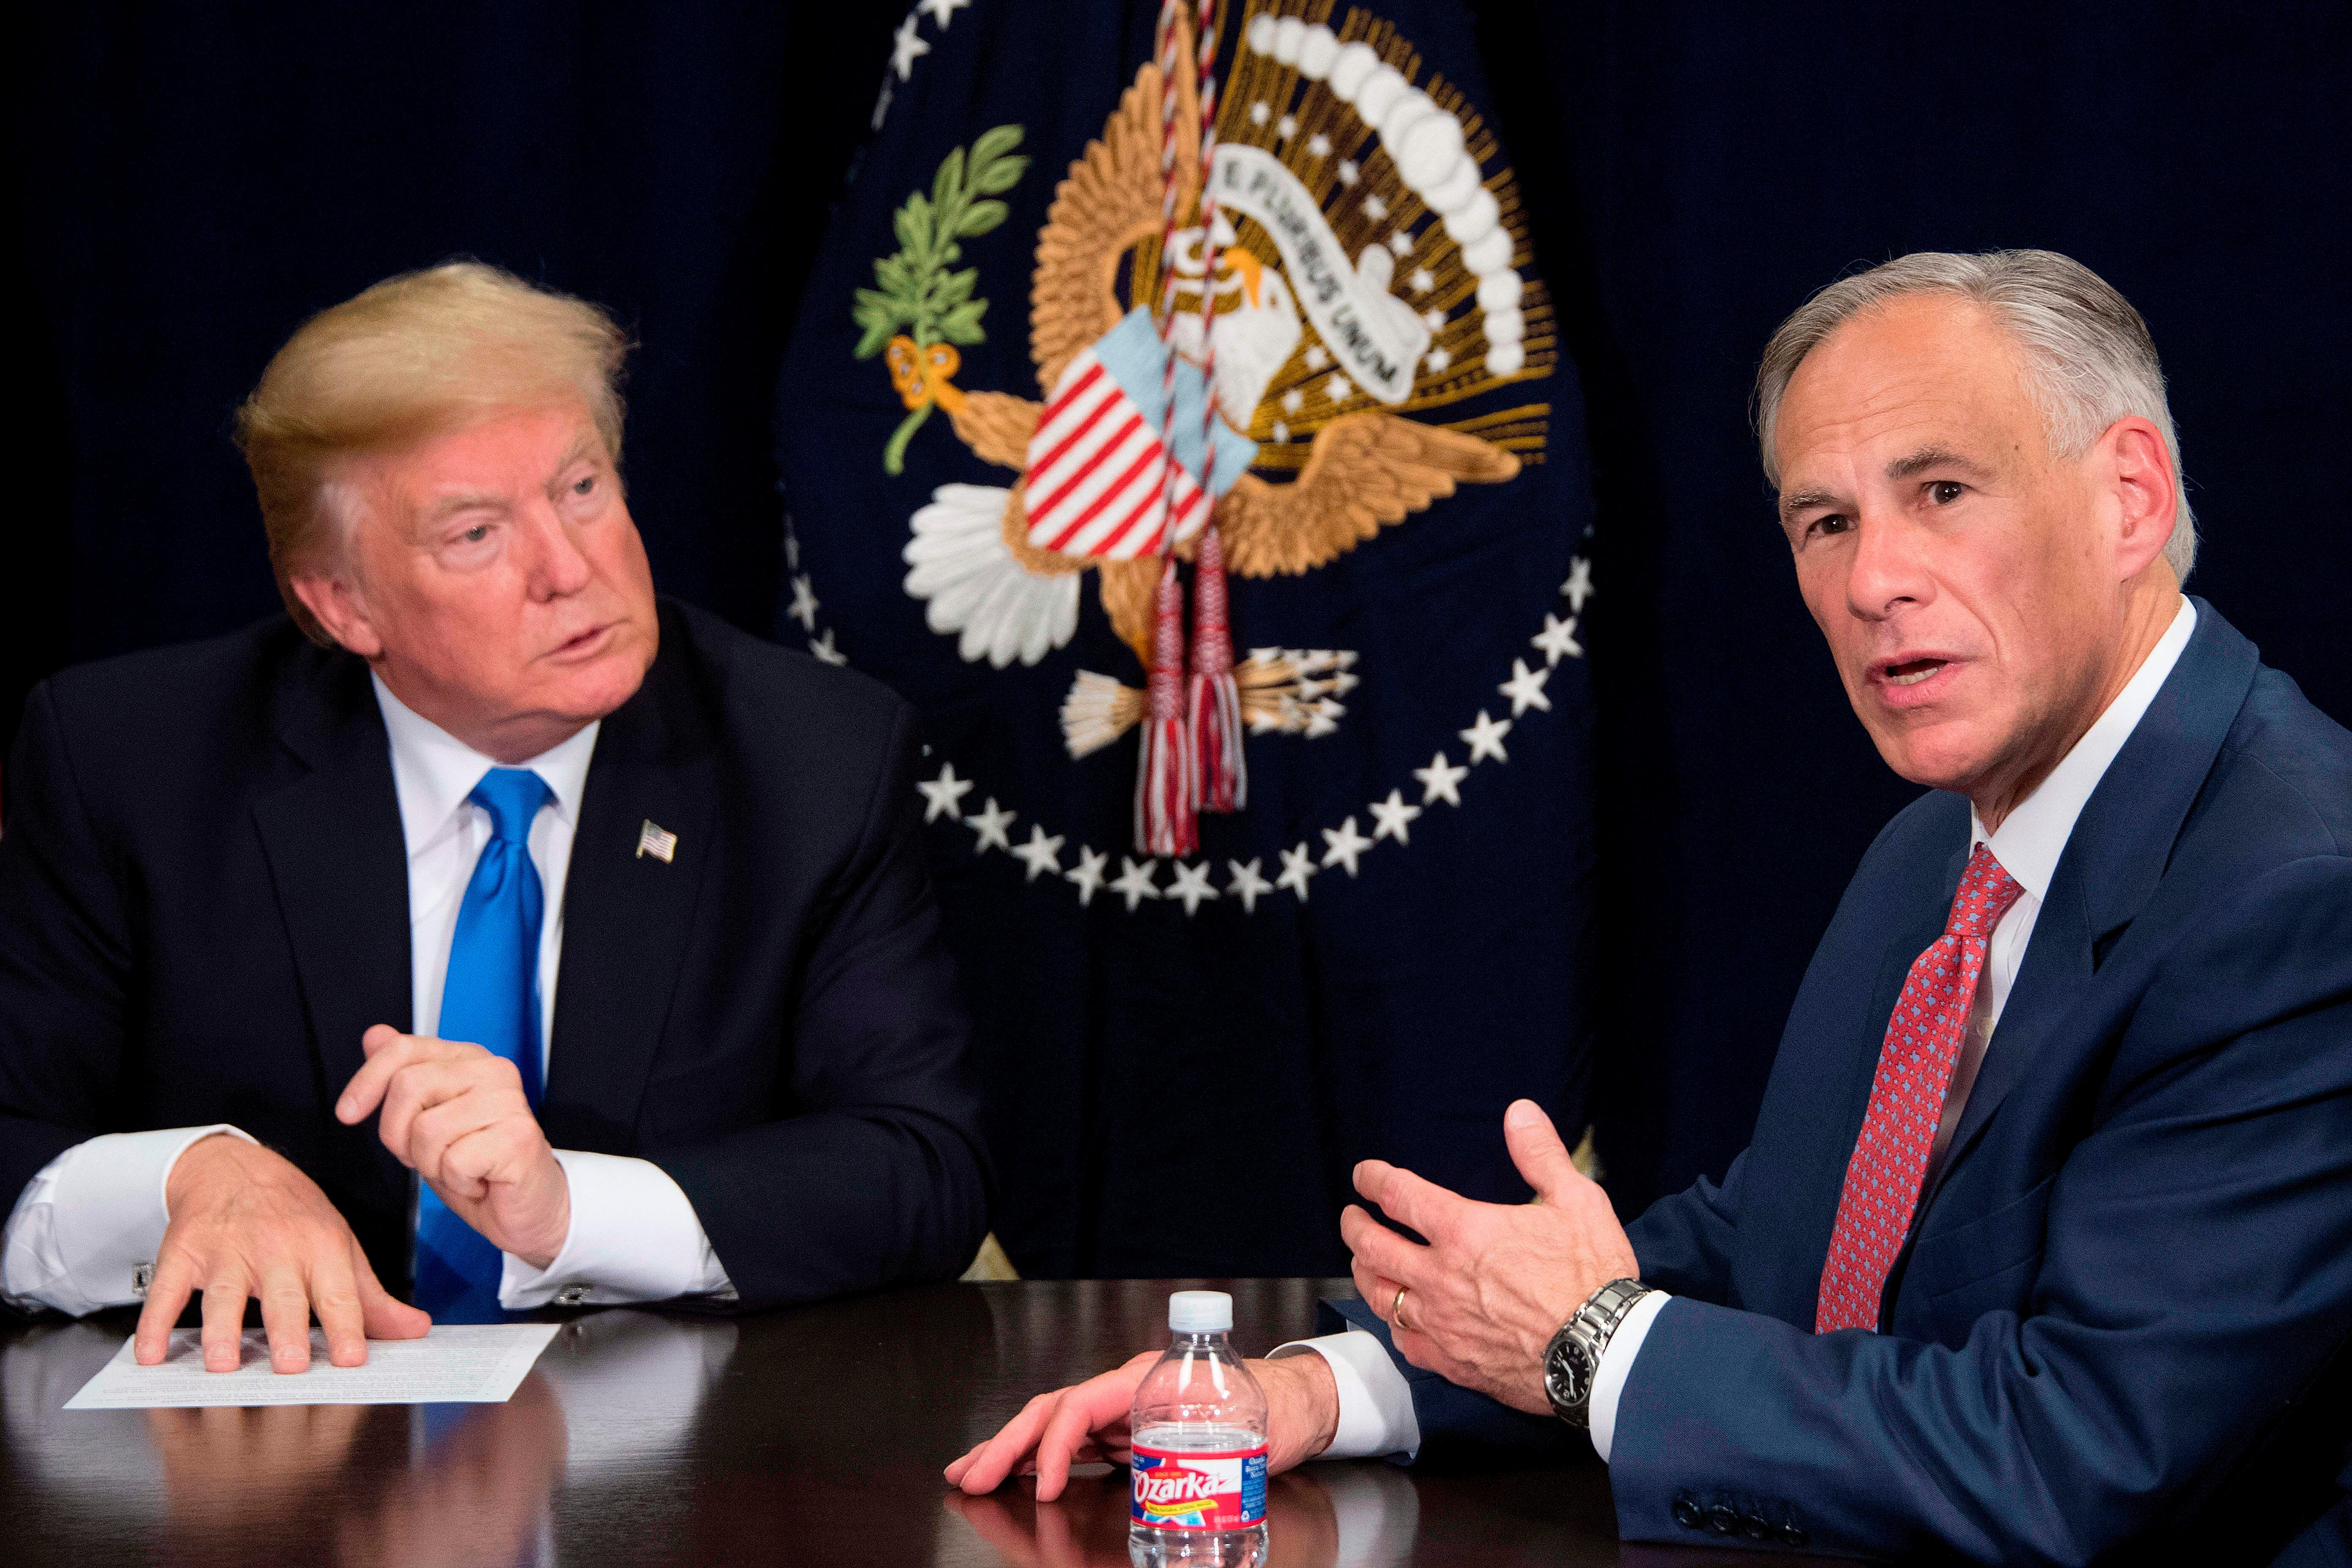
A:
[{"xmin": 1543, "ymin": 1277, "xmax": 1652, "ymax": 1429}]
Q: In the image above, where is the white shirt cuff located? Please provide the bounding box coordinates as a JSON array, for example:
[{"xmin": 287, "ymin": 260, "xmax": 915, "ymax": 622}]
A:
[
  {"xmin": 1588, "ymin": 1288, "xmax": 1670, "ymax": 1463},
  {"xmin": 1268, "ymin": 1329, "xmax": 1421, "ymax": 1462},
  {"xmin": 498, "ymin": 1149, "xmax": 733, "ymax": 1309},
  {"xmin": 1, "ymin": 1126, "xmax": 256, "ymax": 1316}
]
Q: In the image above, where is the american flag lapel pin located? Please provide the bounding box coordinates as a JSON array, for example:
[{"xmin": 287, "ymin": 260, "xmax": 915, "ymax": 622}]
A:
[{"xmin": 636, "ymin": 819, "xmax": 678, "ymax": 863}]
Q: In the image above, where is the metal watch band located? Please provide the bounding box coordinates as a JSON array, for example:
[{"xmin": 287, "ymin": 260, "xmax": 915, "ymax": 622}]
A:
[{"xmin": 1544, "ymin": 1276, "xmax": 1651, "ymax": 1429}]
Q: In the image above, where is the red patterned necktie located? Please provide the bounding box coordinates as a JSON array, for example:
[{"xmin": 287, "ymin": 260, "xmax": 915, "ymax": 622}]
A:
[{"xmin": 1815, "ymin": 843, "xmax": 2025, "ymax": 1334}]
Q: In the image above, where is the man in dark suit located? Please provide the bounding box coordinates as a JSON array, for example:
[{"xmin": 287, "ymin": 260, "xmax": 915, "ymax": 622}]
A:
[
  {"xmin": 950, "ymin": 250, "xmax": 2352, "ymax": 1563},
  {"xmin": 0, "ymin": 262, "xmax": 988, "ymax": 1373}
]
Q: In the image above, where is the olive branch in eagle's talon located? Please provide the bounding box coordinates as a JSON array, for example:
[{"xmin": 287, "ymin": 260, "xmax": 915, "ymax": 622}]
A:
[{"xmin": 853, "ymin": 124, "xmax": 1030, "ymax": 475}]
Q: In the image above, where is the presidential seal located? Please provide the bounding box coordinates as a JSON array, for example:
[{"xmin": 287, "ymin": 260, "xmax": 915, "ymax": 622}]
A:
[{"xmin": 819, "ymin": 0, "xmax": 1587, "ymax": 901}]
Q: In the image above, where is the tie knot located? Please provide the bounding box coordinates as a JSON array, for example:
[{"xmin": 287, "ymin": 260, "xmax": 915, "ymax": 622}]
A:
[
  {"xmin": 1947, "ymin": 842, "xmax": 2025, "ymax": 938},
  {"xmin": 469, "ymin": 767, "xmax": 551, "ymax": 846}
]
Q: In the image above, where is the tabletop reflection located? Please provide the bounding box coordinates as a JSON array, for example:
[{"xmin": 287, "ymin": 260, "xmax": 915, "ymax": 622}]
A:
[
  {"xmin": 2, "ymin": 1310, "xmax": 739, "ymax": 1568},
  {"xmin": 942, "ymin": 1462, "xmax": 1419, "ymax": 1568}
]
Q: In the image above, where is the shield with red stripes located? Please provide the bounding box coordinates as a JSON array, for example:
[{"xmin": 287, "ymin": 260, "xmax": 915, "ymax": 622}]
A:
[{"xmin": 1022, "ymin": 305, "xmax": 1256, "ymax": 559}]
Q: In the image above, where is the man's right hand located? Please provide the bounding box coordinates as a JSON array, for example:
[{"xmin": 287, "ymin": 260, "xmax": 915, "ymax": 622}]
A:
[
  {"xmin": 136, "ymin": 1133, "xmax": 430, "ymax": 1374},
  {"xmin": 944, "ymin": 1349, "xmax": 1341, "ymax": 1500}
]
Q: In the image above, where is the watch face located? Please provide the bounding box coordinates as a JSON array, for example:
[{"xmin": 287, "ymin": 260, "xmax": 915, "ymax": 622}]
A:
[{"xmin": 1545, "ymin": 1339, "xmax": 1592, "ymax": 1410}]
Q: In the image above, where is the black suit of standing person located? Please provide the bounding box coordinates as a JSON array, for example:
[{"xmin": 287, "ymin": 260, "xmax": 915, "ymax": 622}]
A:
[{"xmin": 0, "ymin": 263, "xmax": 988, "ymax": 1373}]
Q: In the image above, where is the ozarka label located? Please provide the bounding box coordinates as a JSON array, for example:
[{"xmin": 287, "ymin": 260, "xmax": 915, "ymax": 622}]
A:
[{"xmin": 1129, "ymin": 1443, "xmax": 1269, "ymax": 1529}]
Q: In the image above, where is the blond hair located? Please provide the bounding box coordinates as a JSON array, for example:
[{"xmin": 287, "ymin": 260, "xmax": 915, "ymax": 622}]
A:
[{"xmin": 235, "ymin": 261, "xmax": 632, "ymax": 642}]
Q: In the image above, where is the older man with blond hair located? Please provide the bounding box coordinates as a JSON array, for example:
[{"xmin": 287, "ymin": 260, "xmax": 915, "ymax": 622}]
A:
[
  {"xmin": 0, "ymin": 263, "xmax": 989, "ymax": 1369},
  {"xmin": 954, "ymin": 250, "xmax": 2352, "ymax": 1563}
]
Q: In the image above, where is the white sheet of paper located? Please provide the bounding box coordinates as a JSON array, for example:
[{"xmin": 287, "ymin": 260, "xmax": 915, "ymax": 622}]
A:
[{"xmin": 62, "ymin": 1324, "xmax": 561, "ymax": 1410}]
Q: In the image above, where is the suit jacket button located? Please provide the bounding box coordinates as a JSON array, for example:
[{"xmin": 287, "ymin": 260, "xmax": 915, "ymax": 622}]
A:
[
  {"xmin": 1671, "ymin": 1497, "xmax": 1703, "ymax": 1530},
  {"xmin": 1777, "ymin": 1522, "xmax": 1810, "ymax": 1547},
  {"xmin": 1740, "ymin": 1511, "xmax": 1771, "ymax": 1540},
  {"xmin": 1707, "ymin": 1503, "xmax": 1740, "ymax": 1535}
]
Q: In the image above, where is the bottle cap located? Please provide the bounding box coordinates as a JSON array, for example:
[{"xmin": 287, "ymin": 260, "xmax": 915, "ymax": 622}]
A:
[{"xmin": 1168, "ymin": 1290, "xmax": 1233, "ymax": 1333}]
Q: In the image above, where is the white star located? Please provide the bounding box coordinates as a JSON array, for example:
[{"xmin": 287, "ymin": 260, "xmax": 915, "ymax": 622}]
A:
[
  {"xmin": 1532, "ymin": 612, "xmax": 1584, "ymax": 666},
  {"xmin": 917, "ymin": 762, "xmax": 974, "ymax": 822},
  {"xmin": 1010, "ymin": 824, "xmax": 1065, "ymax": 882},
  {"xmin": 1270, "ymin": 420, "xmax": 1289, "ymax": 443},
  {"xmin": 1167, "ymin": 860, "xmax": 1220, "ymax": 915},
  {"xmin": 1387, "ymin": 229, "xmax": 1415, "ymax": 257},
  {"xmin": 1277, "ymin": 842, "xmax": 1319, "ymax": 901},
  {"xmin": 808, "ymin": 628, "xmax": 847, "ymax": 666},
  {"xmin": 1109, "ymin": 857, "xmax": 1162, "ymax": 911},
  {"xmin": 890, "ymin": 14, "xmax": 930, "ymax": 79},
  {"xmin": 1227, "ymin": 857, "xmax": 1274, "ymax": 913},
  {"xmin": 1409, "ymin": 267, "xmax": 1435, "ymax": 294},
  {"xmin": 1415, "ymin": 751, "xmax": 1469, "ymax": 806},
  {"xmin": 787, "ymin": 574, "xmax": 818, "ymax": 630},
  {"xmin": 1065, "ymin": 845, "xmax": 1109, "ymax": 905},
  {"xmin": 1306, "ymin": 133, "xmax": 1331, "ymax": 158},
  {"xmin": 1421, "ymin": 307, "xmax": 1446, "ymax": 332},
  {"xmin": 917, "ymin": 0, "xmax": 969, "ymax": 24},
  {"xmin": 1281, "ymin": 388, "xmax": 1305, "ymax": 414},
  {"xmin": 1460, "ymin": 709, "xmax": 1513, "ymax": 764},
  {"xmin": 1276, "ymin": 114, "xmax": 1298, "ymax": 139},
  {"xmin": 1336, "ymin": 158, "xmax": 1359, "ymax": 185},
  {"xmin": 1500, "ymin": 658, "xmax": 1553, "ymax": 716},
  {"xmin": 1562, "ymin": 556, "xmax": 1594, "ymax": 612},
  {"xmin": 964, "ymin": 797, "xmax": 1015, "ymax": 853},
  {"xmin": 1326, "ymin": 373, "xmax": 1353, "ymax": 402},
  {"xmin": 1250, "ymin": 100, "xmax": 1272, "ymax": 126},
  {"xmin": 1303, "ymin": 344, "xmax": 1330, "ymax": 371},
  {"xmin": 1304, "ymin": 699, "xmax": 1342, "ymax": 738},
  {"xmin": 784, "ymin": 531, "xmax": 800, "ymax": 570},
  {"xmin": 1361, "ymin": 194, "xmax": 1388, "ymax": 221},
  {"xmin": 1369, "ymin": 789, "xmax": 1423, "ymax": 845},
  {"xmin": 1320, "ymin": 815, "xmax": 1373, "ymax": 876},
  {"xmin": 1424, "ymin": 347, "xmax": 1451, "ymax": 373}
]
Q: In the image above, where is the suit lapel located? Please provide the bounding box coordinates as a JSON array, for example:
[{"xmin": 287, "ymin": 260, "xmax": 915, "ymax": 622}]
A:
[
  {"xmin": 1925, "ymin": 599, "xmax": 2261, "ymax": 1190},
  {"xmin": 250, "ymin": 652, "xmax": 412, "ymax": 1106},
  {"xmin": 1772, "ymin": 848, "xmax": 1956, "ymax": 1323},
  {"xmin": 539, "ymin": 621, "xmax": 717, "ymax": 1151}
]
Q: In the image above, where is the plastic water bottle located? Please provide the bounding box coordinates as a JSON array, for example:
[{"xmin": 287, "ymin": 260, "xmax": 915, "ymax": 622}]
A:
[{"xmin": 1128, "ymin": 1290, "xmax": 1269, "ymax": 1568}]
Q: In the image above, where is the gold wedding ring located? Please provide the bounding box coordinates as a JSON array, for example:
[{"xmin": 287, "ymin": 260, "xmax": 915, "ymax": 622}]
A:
[{"xmin": 1392, "ymin": 1285, "xmax": 1412, "ymax": 1332}]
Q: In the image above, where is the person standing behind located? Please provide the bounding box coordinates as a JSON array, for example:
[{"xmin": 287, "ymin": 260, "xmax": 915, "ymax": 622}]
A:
[{"xmin": 1, "ymin": 263, "xmax": 989, "ymax": 1371}]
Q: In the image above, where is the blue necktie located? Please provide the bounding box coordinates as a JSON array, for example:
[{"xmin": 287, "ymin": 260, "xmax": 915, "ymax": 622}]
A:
[{"xmin": 413, "ymin": 767, "xmax": 552, "ymax": 1322}]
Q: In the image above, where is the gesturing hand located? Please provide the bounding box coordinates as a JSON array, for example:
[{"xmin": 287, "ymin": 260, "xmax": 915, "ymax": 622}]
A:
[
  {"xmin": 137, "ymin": 1134, "xmax": 430, "ymax": 1374},
  {"xmin": 1342, "ymin": 1099, "xmax": 1637, "ymax": 1414},
  {"xmin": 945, "ymin": 1351, "xmax": 1339, "ymax": 1500},
  {"xmin": 337, "ymin": 1024, "xmax": 571, "ymax": 1268}
]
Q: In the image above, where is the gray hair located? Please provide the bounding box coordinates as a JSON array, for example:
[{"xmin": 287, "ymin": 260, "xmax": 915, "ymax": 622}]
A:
[{"xmin": 1754, "ymin": 249, "xmax": 2195, "ymax": 582}]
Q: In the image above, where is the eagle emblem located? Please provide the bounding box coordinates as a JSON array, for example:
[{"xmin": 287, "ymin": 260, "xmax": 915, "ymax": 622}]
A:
[{"xmin": 858, "ymin": 3, "xmax": 1554, "ymax": 847}]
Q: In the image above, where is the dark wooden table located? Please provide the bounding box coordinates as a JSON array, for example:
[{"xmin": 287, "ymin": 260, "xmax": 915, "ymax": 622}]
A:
[{"xmin": 0, "ymin": 1279, "xmax": 1829, "ymax": 1565}]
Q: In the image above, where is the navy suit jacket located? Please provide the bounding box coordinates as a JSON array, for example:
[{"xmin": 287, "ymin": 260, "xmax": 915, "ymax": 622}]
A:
[
  {"xmin": 1339, "ymin": 601, "xmax": 2352, "ymax": 1564},
  {"xmin": 0, "ymin": 599, "xmax": 990, "ymax": 1312}
]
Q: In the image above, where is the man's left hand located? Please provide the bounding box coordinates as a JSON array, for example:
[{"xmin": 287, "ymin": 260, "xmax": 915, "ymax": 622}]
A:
[
  {"xmin": 336, "ymin": 1025, "xmax": 571, "ymax": 1268},
  {"xmin": 1341, "ymin": 1099, "xmax": 1637, "ymax": 1414}
]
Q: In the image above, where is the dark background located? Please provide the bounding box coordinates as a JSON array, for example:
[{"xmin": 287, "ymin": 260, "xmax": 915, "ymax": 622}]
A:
[{"xmin": 8, "ymin": 3, "xmax": 2345, "ymax": 1244}]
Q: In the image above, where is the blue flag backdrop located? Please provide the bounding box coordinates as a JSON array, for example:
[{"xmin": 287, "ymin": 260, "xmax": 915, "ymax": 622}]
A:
[{"xmin": 775, "ymin": 0, "xmax": 1598, "ymax": 1276}]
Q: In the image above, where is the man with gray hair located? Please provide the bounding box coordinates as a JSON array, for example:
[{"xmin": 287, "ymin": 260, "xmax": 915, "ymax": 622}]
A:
[{"xmin": 955, "ymin": 250, "xmax": 2352, "ymax": 1562}]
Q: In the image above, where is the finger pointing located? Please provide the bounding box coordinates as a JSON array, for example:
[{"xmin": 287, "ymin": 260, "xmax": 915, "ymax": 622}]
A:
[{"xmin": 338, "ymin": 1027, "xmax": 421, "ymax": 1124}]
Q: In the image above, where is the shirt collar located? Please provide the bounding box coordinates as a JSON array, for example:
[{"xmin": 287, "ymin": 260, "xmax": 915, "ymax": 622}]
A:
[
  {"xmin": 370, "ymin": 674, "xmax": 600, "ymax": 855},
  {"xmin": 1970, "ymin": 596, "xmax": 2197, "ymax": 901}
]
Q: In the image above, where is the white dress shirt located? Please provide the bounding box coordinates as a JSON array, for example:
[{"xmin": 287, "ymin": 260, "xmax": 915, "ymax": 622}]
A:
[
  {"xmin": 1282, "ymin": 598, "xmax": 2199, "ymax": 1464},
  {"xmin": 1, "ymin": 676, "xmax": 732, "ymax": 1315}
]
